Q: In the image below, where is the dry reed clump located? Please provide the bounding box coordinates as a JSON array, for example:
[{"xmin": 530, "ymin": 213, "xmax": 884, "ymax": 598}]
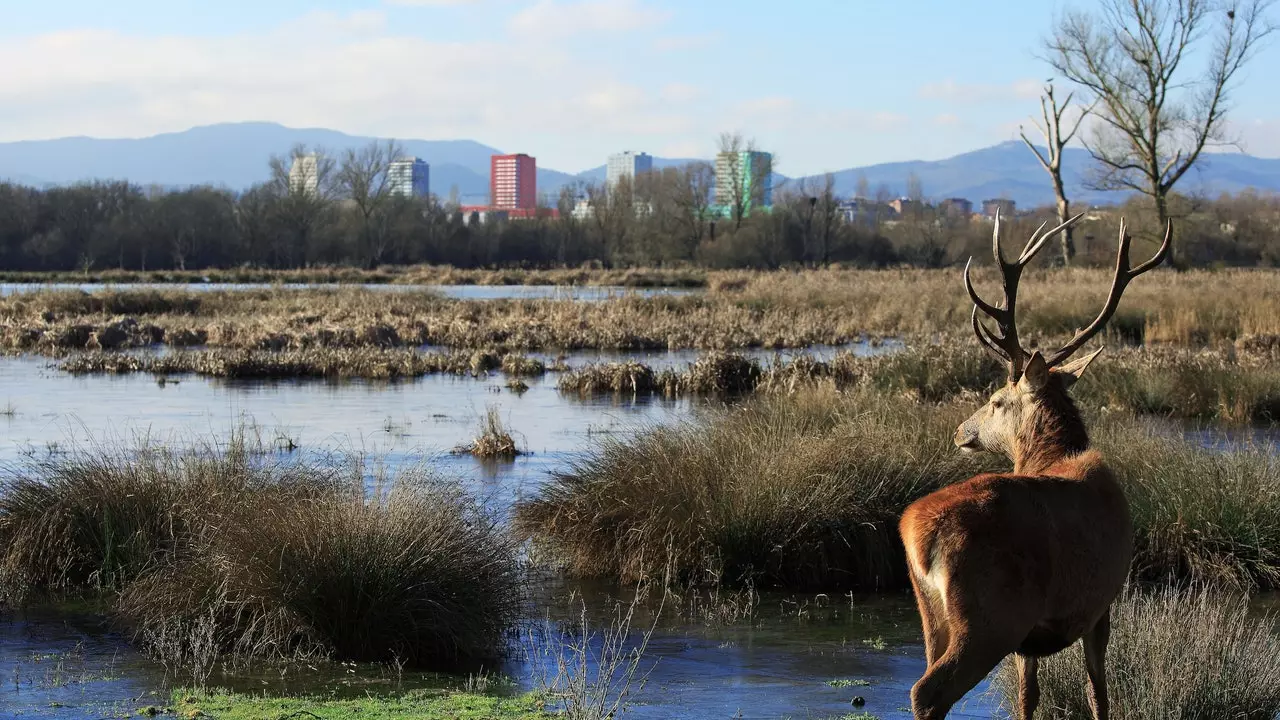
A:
[
  {"xmin": 115, "ymin": 471, "xmax": 521, "ymax": 669},
  {"xmin": 0, "ymin": 439, "xmax": 522, "ymax": 670},
  {"xmin": 456, "ymin": 408, "xmax": 522, "ymax": 459},
  {"xmin": 6, "ymin": 268, "xmax": 1280, "ymax": 355},
  {"xmin": 57, "ymin": 348, "xmax": 549, "ymax": 380},
  {"xmin": 515, "ymin": 388, "xmax": 1280, "ymax": 591},
  {"xmin": 1098, "ymin": 421, "xmax": 1280, "ymax": 590},
  {"xmin": 515, "ymin": 390, "xmax": 997, "ymax": 590},
  {"xmin": 993, "ymin": 586, "xmax": 1280, "ymax": 719},
  {"xmin": 557, "ymin": 362, "xmax": 662, "ymax": 397}
]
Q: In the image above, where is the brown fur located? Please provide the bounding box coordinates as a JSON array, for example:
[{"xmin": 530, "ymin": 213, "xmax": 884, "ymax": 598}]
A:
[{"xmin": 900, "ymin": 358, "xmax": 1133, "ymax": 719}]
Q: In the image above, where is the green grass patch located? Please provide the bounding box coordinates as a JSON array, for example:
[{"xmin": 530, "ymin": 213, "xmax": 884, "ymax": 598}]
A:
[{"xmin": 170, "ymin": 688, "xmax": 554, "ymax": 719}]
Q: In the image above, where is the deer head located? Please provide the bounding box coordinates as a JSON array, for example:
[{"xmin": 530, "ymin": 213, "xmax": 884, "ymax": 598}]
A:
[{"xmin": 953, "ymin": 212, "xmax": 1171, "ymax": 468}]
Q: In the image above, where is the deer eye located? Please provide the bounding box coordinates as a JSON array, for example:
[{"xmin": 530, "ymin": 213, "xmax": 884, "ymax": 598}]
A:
[{"xmin": 992, "ymin": 398, "xmax": 1006, "ymax": 410}]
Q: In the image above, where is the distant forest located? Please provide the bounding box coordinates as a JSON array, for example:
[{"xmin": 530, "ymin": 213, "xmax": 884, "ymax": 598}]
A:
[{"xmin": 1, "ymin": 144, "xmax": 1278, "ymax": 272}]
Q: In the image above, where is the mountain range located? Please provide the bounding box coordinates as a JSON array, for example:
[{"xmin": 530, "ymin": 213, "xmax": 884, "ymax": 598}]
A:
[{"xmin": 2, "ymin": 122, "xmax": 1279, "ymax": 208}]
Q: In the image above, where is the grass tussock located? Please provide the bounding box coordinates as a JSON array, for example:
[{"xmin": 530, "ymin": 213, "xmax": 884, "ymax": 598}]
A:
[
  {"xmin": 456, "ymin": 408, "xmax": 522, "ymax": 459},
  {"xmin": 516, "ymin": 391, "xmax": 995, "ymax": 590},
  {"xmin": 0, "ymin": 440, "xmax": 521, "ymax": 670},
  {"xmin": 994, "ymin": 587, "xmax": 1280, "ymax": 719},
  {"xmin": 5, "ymin": 267, "xmax": 1280, "ymax": 355},
  {"xmin": 515, "ymin": 388, "xmax": 1280, "ymax": 591}
]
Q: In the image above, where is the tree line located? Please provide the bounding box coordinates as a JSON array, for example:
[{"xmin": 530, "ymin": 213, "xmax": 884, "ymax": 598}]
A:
[{"xmin": 2, "ymin": 151, "xmax": 1278, "ymax": 273}]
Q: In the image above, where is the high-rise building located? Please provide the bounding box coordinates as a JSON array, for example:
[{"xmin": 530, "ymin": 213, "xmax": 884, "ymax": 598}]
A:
[
  {"xmin": 288, "ymin": 153, "xmax": 321, "ymax": 196},
  {"xmin": 982, "ymin": 198, "xmax": 1016, "ymax": 218},
  {"xmin": 388, "ymin": 157, "xmax": 430, "ymax": 198},
  {"xmin": 606, "ymin": 151, "xmax": 653, "ymax": 192},
  {"xmin": 491, "ymin": 153, "xmax": 537, "ymax": 210},
  {"xmin": 714, "ymin": 150, "xmax": 772, "ymax": 214}
]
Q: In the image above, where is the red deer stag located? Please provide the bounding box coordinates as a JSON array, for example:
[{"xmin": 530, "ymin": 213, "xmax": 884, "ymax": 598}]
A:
[{"xmin": 898, "ymin": 212, "xmax": 1170, "ymax": 719}]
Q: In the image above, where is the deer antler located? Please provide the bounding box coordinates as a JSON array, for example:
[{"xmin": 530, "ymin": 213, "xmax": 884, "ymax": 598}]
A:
[
  {"xmin": 964, "ymin": 209, "xmax": 1084, "ymax": 380},
  {"xmin": 1043, "ymin": 219, "xmax": 1172, "ymax": 368}
]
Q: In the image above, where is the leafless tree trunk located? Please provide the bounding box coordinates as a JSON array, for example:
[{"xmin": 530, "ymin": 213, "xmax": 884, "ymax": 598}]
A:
[
  {"xmin": 1021, "ymin": 83, "xmax": 1094, "ymax": 266},
  {"xmin": 268, "ymin": 144, "xmax": 338, "ymax": 266},
  {"xmin": 339, "ymin": 140, "xmax": 404, "ymax": 268},
  {"xmin": 906, "ymin": 172, "xmax": 924, "ymax": 202},
  {"xmin": 1044, "ymin": 0, "xmax": 1276, "ymax": 266}
]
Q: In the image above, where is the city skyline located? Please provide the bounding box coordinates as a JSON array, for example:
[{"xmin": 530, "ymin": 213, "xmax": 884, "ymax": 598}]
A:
[{"xmin": 4, "ymin": 1, "xmax": 1278, "ymax": 177}]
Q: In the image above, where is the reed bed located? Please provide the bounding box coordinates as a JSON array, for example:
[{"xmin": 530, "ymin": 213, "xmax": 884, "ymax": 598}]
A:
[
  {"xmin": 558, "ymin": 345, "xmax": 1280, "ymax": 424},
  {"xmin": 0, "ymin": 440, "xmax": 521, "ymax": 670},
  {"xmin": 57, "ymin": 348, "xmax": 548, "ymax": 381},
  {"xmin": 514, "ymin": 388, "xmax": 1280, "ymax": 591},
  {"xmin": 0, "ymin": 264, "xmax": 710, "ymax": 288},
  {"xmin": 3, "ymin": 268, "xmax": 1278, "ymax": 355},
  {"xmin": 993, "ymin": 587, "xmax": 1280, "ymax": 719}
]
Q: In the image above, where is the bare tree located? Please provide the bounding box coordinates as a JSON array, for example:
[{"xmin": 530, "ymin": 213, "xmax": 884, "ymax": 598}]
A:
[
  {"xmin": 339, "ymin": 140, "xmax": 405, "ymax": 267},
  {"xmin": 1021, "ymin": 83, "xmax": 1094, "ymax": 266},
  {"xmin": 268, "ymin": 144, "xmax": 338, "ymax": 265},
  {"xmin": 715, "ymin": 132, "xmax": 773, "ymax": 229},
  {"xmin": 855, "ymin": 173, "xmax": 871, "ymax": 200},
  {"xmin": 1044, "ymin": 0, "xmax": 1276, "ymax": 265},
  {"xmin": 906, "ymin": 172, "xmax": 924, "ymax": 202}
]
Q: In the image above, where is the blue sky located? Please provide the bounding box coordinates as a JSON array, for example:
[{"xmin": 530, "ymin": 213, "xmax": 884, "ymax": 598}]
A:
[{"xmin": 2, "ymin": 0, "xmax": 1277, "ymax": 174}]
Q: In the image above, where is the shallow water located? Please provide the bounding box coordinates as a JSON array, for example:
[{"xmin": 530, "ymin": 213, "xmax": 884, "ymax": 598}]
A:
[
  {"xmin": 0, "ymin": 282, "xmax": 699, "ymax": 301},
  {"xmin": 0, "ymin": 340, "xmax": 1273, "ymax": 719}
]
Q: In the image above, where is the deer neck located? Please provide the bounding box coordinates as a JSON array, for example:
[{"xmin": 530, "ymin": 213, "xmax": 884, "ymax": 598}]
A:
[{"xmin": 1012, "ymin": 397, "xmax": 1090, "ymax": 475}]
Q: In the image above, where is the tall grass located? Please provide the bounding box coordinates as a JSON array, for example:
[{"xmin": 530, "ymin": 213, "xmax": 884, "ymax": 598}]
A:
[
  {"xmin": 0, "ymin": 440, "xmax": 522, "ymax": 670},
  {"xmin": 557, "ymin": 344, "xmax": 1280, "ymax": 424},
  {"xmin": 993, "ymin": 587, "xmax": 1280, "ymax": 719},
  {"xmin": 516, "ymin": 391, "xmax": 997, "ymax": 589},
  {"xmin": 515, "ymin": 388, "xmax": 1280, "ymax": 591}
]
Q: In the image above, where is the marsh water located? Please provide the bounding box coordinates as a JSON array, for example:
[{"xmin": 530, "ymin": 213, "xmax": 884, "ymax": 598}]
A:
[{"xmin": 0, "ymin": 320, "xmax": 1275, "ymax": 719}]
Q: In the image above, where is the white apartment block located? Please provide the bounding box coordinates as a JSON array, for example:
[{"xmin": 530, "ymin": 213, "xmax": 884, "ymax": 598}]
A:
[
  {"xmin": 606, "ymin": 151, "xmax": 653, "ymax": 193},
  {"xmin": 288, "ymin": 154, "xmax": 321, "ymax": 196},
  {"xmin": 388, "ymin": 157, "xmax": 430, "ymax": 198}
]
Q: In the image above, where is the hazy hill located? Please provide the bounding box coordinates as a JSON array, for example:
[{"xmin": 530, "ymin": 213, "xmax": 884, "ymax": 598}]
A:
[{"xmin": 3, "ymin": 123, "xmax": 1277, "ymax": 208}]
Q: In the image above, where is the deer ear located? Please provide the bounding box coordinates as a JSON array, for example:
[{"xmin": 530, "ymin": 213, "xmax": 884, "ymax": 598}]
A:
[
  {"xmin": 1054, "ymin": 346, "xmax": 1105, "ymax": 390},
  {"xmin": 1019, "ymin": 351, "xmax": 1050, "ymax": 392}
]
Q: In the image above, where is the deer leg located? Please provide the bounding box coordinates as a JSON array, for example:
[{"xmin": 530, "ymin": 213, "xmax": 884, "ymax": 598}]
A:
[
  {"xmin": 909, "ymin": 636, "xmax": 1007, "ymax": 720},
  {"xmin": 1081, "ymin": 610, "xmax": 1111, "ymax": 720},
  {"xmin": 1015, "ymin": 653, "xmax": 1039, "ymax": 720},
  {"xmin": 909, "ymin": 572, "xmax": 950, "ymax": 665}
]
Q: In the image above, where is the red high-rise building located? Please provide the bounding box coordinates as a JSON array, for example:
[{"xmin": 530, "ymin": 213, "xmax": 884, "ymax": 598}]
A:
[{"xmin": 490, "ymin": 153, "xmax": 537, "ymax": 210}]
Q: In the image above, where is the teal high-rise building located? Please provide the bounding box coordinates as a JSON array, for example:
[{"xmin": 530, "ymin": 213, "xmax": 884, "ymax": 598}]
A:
[{"xmin": 713, "ymin": 150, "xmax": 772, "ymax": 217}]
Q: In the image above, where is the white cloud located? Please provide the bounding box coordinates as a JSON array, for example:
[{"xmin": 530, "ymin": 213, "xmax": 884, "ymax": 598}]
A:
[
  {"xmin": 918, "ymin": 78, "xmax": 1044, "ymax": 104},
  {"xmin": 508, "ymin": 0, "xmax": 668, "ymax": 37},
  {"xmin": 933, "ymin": 113, "xmax": 962, "ymax": 127}
]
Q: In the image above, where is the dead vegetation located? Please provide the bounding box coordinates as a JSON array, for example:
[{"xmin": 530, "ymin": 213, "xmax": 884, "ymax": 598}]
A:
[{"xmin": 1, "ymin": 268, "xmax": 1278, "ymax": 356}]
